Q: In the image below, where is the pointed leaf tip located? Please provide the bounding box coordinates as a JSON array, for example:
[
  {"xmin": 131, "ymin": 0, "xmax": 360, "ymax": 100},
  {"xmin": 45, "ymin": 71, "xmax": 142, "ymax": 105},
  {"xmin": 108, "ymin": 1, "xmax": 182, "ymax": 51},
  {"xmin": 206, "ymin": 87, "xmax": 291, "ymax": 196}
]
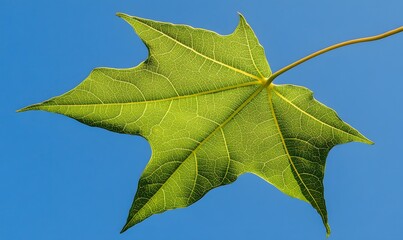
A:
[
  {"xmin": 237, "ymin": 12, "xmax": 245, "ymax": 19},
  {"xmin": 16, "ymin": 104, "xmax": 40, "ymax": 113},
  {"xmin": 358, "ymin": 135, "xmax": 374, "ymax": 145},
  {"xmin": 236, "ymin": 12, "xmax": 247, "ymax": 26},
  {"xmin": 16, "ymin": 108, "xmax": 26, "ymax": 113},
  {"xmin": 367, "ymin": 139, "xmax": 375, "ymax": 145},
  {"xmin": 116, "ymin": 12, "xmax": 137, "ymax": 25},
  {"xmin": 325, "ymin": 223, "xmax": 331, "ymax": 237},
  {"xmin": 116, "ymin": 12, "xmax": 130, "ymax": 19},
  {"xmin": 120, "ymin": 223, "xmax": 130, "ymax": 234}
]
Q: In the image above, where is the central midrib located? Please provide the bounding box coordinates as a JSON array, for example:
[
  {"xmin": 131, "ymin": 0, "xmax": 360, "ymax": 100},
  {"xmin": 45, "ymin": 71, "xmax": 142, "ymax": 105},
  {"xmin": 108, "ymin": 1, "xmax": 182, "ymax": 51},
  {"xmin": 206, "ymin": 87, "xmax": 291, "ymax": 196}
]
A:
[{"xmin": 23, "ymin": 82, "xmax": 260, "ymax": 111}]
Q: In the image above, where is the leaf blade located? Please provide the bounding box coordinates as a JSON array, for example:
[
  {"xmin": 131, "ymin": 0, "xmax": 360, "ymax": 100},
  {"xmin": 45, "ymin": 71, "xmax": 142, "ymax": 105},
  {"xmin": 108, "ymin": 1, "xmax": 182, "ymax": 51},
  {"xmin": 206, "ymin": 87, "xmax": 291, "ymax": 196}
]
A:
[{"xmin": 20, "ymin": 14, "xmax": 373, "ymax": 236}]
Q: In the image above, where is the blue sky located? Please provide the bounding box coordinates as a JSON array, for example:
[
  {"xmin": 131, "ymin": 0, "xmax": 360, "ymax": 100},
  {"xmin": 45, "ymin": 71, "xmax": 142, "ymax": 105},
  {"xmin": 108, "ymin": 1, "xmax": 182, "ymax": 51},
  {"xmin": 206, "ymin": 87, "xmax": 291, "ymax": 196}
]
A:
[{"xmin": 1, "ymin": 0, "xmax": 402, "ymax": 239}]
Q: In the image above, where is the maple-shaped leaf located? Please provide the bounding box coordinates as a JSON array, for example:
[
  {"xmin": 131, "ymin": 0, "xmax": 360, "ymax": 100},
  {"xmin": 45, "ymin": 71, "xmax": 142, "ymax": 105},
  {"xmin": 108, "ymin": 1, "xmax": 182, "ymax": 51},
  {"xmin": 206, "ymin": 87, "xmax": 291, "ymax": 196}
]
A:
[{"xmin": 19, "ymin": 13, "xmax": 373, "ymax": 235}]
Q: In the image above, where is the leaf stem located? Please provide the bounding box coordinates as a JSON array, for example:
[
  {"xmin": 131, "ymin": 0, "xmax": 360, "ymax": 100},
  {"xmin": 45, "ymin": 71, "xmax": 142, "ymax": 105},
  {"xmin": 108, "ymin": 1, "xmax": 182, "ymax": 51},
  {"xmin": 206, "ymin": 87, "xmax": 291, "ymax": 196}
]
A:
[{"xmin": 268, "ymin": 26, "xmax": 403, "ymax": 83}]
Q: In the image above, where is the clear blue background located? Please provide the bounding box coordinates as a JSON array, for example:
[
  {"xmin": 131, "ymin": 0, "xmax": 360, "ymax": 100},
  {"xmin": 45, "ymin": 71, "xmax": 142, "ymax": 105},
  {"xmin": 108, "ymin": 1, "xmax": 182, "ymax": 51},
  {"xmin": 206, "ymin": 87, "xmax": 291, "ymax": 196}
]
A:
[{"xmin": 1, "ymin": 0, "xmax": 402, "ymax": 239}]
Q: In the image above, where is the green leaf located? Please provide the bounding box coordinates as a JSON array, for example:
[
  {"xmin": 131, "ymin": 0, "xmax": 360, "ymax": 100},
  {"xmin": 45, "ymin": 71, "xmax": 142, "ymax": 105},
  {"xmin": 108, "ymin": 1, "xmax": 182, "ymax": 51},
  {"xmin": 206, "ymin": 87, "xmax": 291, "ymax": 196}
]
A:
[{"xmin": 19, "ymin": 13, "xmax": 372, "ymax": 236}]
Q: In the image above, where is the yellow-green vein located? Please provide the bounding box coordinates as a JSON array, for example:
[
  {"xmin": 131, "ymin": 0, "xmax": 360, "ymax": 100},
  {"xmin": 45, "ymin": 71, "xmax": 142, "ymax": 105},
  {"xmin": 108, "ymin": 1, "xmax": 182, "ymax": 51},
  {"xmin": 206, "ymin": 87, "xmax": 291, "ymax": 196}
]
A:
[{"xmin": 266, "ymin": 85, "xmax": 327, "ymax": 232}]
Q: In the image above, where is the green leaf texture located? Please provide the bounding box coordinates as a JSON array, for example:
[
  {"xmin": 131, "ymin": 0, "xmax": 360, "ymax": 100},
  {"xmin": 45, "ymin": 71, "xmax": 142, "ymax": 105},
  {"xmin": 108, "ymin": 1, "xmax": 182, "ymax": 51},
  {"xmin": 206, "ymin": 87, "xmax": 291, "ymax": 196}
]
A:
[{"xmin": 20, "ymin": 13, "xmax": 372, "ymax": 235}]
